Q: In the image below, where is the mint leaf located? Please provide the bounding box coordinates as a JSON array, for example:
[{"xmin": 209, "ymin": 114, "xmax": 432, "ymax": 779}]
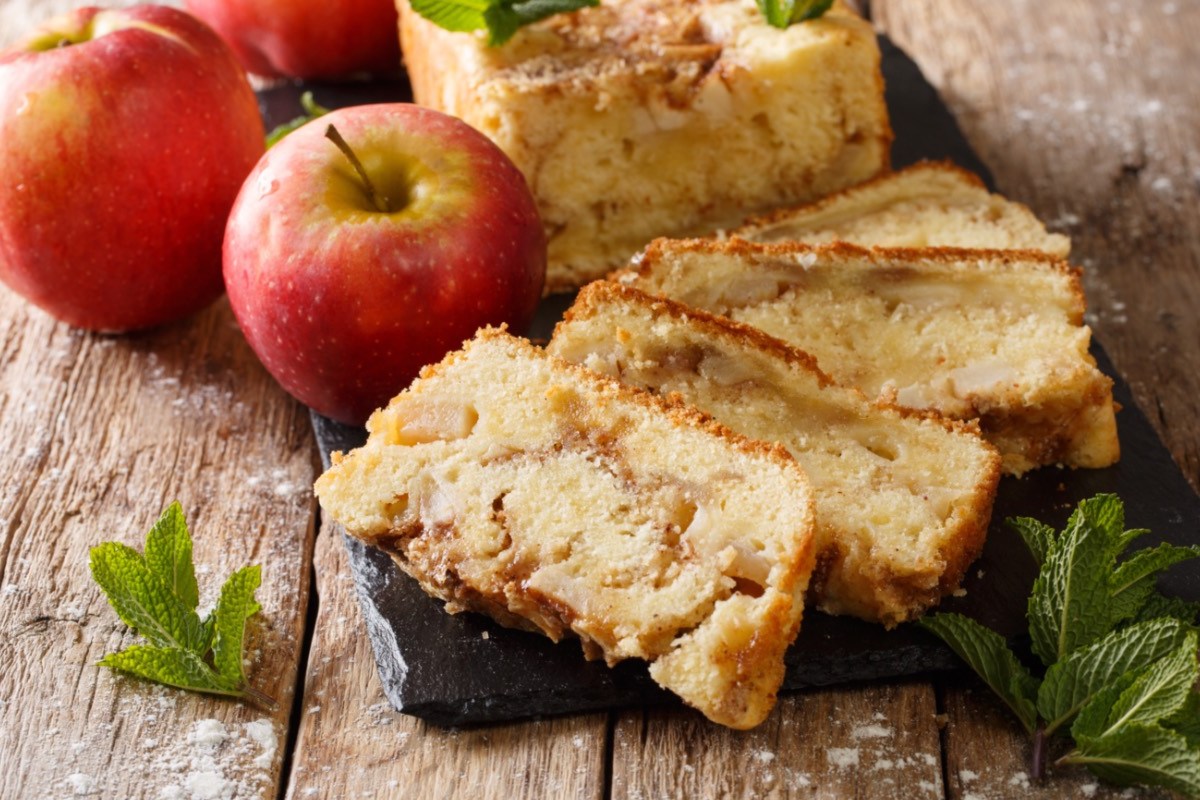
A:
[
  {"xmin": 411, "ymin": 0, "xmax": 598, "ymax": 46},
  {"xmin": 1167, "ymin": 693, "xmax": 1200, "ymax": 747},
  {"xmin": 266, "ymin": 91, "xmax": 331, "ymax": 148},
  {"xmin": 411, "ymin": 0, "xmax": 491, "ymax": 32},
  {"xmin": 91, "ymin": 506, "xmax": 268, "ymax": 707},
  {"xmin": 1132, "ymin": 592, "xmax": 1200, "ymax": 626},
  {"xmin": 1027, "ymin": 495, "xmax": 1121, "ymax": 666},
  {"xmin": 1110, "ymin": 544, "xmax": 1200, "ymax": 623},
  {"xmin": 1067, "ymin": 723, "xmax": 1200, "ymax": 795},
  {"xmin": 756, "ymin": 0, "xmax": 834, "ymax": 28},
  {"xmin": 98, "ymin": 645, "xmax": 238, "ymax": 696},
  {"xmin": 200, "ymin": 611, "xmax": 217, "ymax": 652},
  {"xmin": 1009, "ymin": 516, "xmax": 1056, "ymax": 567},
  {"xmin": 212, "ymin": 565, "xmax": 262, "ymax": 686},
  {"xmin": 144, "ymin": 502, "xmax": 200, "ymax": 610},
  {"xmin": 919, "ymin": 612, "xmax": 1039, "ymax": 733},
  {"xmin": 1038, "ymin": 618, "xmax": 1191, "ymax": 735},
  {"xmin": 1072, "ymin": 667, "xmax": 1145, "ymax": 741},
  {"xmin": 1100, "ymin": 632, "xmax": 1199, "ymax": 735},
  {"xmin": 89, "ymin": 542, "xmax": 205, "ymax": 651},
  {"xmin": 935, "ymin": 494, "xmax": 1200, "ymax": 795}
]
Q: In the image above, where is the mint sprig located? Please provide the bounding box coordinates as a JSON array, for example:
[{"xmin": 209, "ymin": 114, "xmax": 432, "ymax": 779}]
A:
[
  {"xmin": 412, "ymin": 0, "xmax": 831, "ymax": 46},
  {"xmin": 410, "ymin": 0, "xmax": 599, "ymax": 47},
  {"xmin": 756, "ymin": 0, "xmax": 834, "ymax": 29},
  {"xmin": 919, "ymin": 494, "xmax": 1200, "ymax": 793},
  {"xmin": 90, "ymin": 503, "xmax": 273, "ymax": 708},
  {"xmin": 265, "ymin": 91, "xmax": 331, "ymax": 148}
]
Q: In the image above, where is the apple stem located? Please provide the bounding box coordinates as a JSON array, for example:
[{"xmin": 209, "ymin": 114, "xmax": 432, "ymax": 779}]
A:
[{"xmin": 325, "ymin": 124, "xmax": 389, "ymax": 213}]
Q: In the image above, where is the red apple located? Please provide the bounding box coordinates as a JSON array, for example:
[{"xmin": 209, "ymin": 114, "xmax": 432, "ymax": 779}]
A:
[
  {"xmin": 223, "ymin": 104, "xmax": 546, "ymax": 424},
  {"xmin": 184, "ymin": 0, "xmax": 400, "ymax": 79},
  {"xmin": 0, "ymin": 5, "xmax": 265, "ymax": 332}
]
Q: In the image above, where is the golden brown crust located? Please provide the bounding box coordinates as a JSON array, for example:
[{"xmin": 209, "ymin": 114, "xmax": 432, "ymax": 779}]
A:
[
  {"xmin": 637, "ymin": 236, "xmax": 1076, "ymax": 276},
  {"xmin": 802, "ymin": 440, "xmax": 997, "ymax": 626},
  {"xmin": 565, "ymin": 280, "xmax": 995, "ymax": 444},
  {"xmin": 468, "ymin": 327, "xmax": 805, "ymax": 472},
  {"xmin": 623, "ymin": 237, "xmax": 1115, "ymax": 476},
  {"xmin": 555, "ymin": 282, "xmax": 1004, "ymax": 626},
  {"xmin": 732, "ymin": 159, "xmax": 985, "ymax": 233},
  {"xmin": 563, "ymin": 281, "xmax": 834, "ymax": 389},
  {"xmin": 630, "ymin": 238, "xmax": 1087, "ymax": 322},
  {"xmin": 397, "ymin": 5, "xmax": 451, "ymax": 112},
  {"xmin": 326, "ymin": 327, "xmax": 817, "ymax": 727},
  {"xmin": 932, "ymin": 451, "xmax": 1001, "ymax": 599}
]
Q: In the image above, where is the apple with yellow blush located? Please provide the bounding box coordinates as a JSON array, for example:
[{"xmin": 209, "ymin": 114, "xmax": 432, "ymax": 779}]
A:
[
  {"xmin": 0, "ymin": 5, "xmax": 265, "ymax": 332},
  {"xmin": 223, "ymin": 104, "xmax": 546, "ymax": 424}
]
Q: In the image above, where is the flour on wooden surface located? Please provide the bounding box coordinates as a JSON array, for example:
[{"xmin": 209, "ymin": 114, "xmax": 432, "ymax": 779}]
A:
[
  {"xmin": 826, "ymin": 748, "xmax": 860, "ymax": 769},
  {"xmin": 49, "ymin": 710, "xmax": 279, "ymax": 800},
  {"xmin": 63, "ymin": 773, "xmax": 97, "ymax": 796}
]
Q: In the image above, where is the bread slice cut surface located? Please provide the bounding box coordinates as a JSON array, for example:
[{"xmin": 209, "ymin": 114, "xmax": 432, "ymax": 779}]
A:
[
  {"xmin": 621, "ymin": 239, "xmax": 1119, "ymax": 475},
  {"xmin": 315, "ymin": 329, "xmax": 816, "ymax": 728},
  {"xmin": 550, "ymin": 281, "xmax": 1001, "ymax": 626},
  {"xmin": 732, "ymin": 161, "xmax": 1070, "ymax": 257}
]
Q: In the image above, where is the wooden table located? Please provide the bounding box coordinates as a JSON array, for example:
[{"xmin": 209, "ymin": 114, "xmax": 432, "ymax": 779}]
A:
[{"xmin": 1, "ymin": 1, "xmax": 1196, "ymax": 797}]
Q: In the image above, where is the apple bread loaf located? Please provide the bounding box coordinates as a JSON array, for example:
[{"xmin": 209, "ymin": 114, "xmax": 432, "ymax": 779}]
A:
[
  {"xmin": 732, "ymin": 161, "xmax": 1070, "ymax": 257},
  {"xmin": 549, "ymin": 282, "xmax": 1001, "ymax": 626},
  {"xmin": 620, "ymin": 240, "xmax": 1120, "ymax": 475},
  {"xmin": 315, "ymin": 329, "xmax": 816, "ymax": 728},
  {"xmin": 398, "ymin": 0, "xmax": 891, "ymax": 291}
]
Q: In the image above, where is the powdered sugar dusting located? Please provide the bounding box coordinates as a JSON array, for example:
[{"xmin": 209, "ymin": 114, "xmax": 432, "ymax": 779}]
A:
[
  {"xmin": 851, "ymin": 723, "xmax": 892, "ymax": 740},
  {"xmin": 826, "ymin": 748, "xmax": 860, "ymax": 769},
  {"xmin": 153, "ymin": 718, "xmax": 279, "ymax": 800},
  {"xmin": 51, "ymin": 711, "xmax": 279, "ymax": 800},
  {"xmin": 754, "ymin": 749, "xmax": 775, "ymax": 764},
  {"xmin": 63, "ymin": 773, "xmax": 98, "ymax": 796}
]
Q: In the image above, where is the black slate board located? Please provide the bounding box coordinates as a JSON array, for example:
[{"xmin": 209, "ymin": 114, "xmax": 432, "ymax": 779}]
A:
[{"xmin": 284, "ymin": 38, "xmax": 1200, "ymax": 726}]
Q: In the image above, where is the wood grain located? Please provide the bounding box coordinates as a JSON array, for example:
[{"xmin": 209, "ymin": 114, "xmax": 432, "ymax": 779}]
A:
[
  {"xmin": 284, "ymin": 516, "xmax": 608, "ymax": 800},
  {"xmin": 0, "ymin": 294, "xmax": 317, "ymax": 799},
  {"xmin": 1, "ymin": 0, "xmax": 1196, "ymax": 798},
  {"xmin": 612, "ymin": 682, "xmax": 943, "ymax": 800},
  {"xmin": 873, "ymin": 1, "xmax": 1200, "ymax": 797}
]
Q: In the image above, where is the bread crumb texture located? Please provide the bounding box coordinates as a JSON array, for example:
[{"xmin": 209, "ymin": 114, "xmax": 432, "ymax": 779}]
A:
[
  {"xmin": 551, "ymin": 281, "xmax": 1000, "ymax": 626},
  {"xmin": 628, "ymin": 240, "xmax": 1119, "ymax": 475},
  {"xmin": 733, "ymin": 161, "xmax": 1071, "ymax": 258},
  {"xmin": 316, "ymin": 329, "xmax": 816, "ymax": 728}
]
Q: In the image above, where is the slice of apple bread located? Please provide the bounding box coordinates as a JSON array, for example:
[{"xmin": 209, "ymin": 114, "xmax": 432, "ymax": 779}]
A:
[
  {"xmin": 315, "ymin": 328, "xmax": 816, "ymax": 728},
  {"xmin": 732, "ymin": 161, "xmax": 1070, "ymax": 257},
  {"xmin": 620, "ymin": 239, "xmax": 1119, "ymax": 476},
  {"xmin": 549, "ymin": 281, "xmax": 1000, "ymax": 627}
]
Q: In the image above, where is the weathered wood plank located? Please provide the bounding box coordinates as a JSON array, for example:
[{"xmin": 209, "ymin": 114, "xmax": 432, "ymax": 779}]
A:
[
  {"xmin": 284, "ymin": 516, "xmax": 608, "ymax": 800},
  {"xmin": 612, "ymin": 682, "xmax": 943, "ymax": 800},
  {"xmin": 874, "ymin": 0, "xmax": 1200, "ymax": 484},
  {"xmin": 874, "ymin": 1, "xmax": 1200, "ymax": 797},
  {"xmin": 0, "ymin": 294, "xmax": 317, "ymax": 799}
]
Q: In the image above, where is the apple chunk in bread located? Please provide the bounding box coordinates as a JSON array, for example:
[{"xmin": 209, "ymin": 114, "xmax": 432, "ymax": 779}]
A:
[
  {"xmin": 316, "ymin": 329, "xmax": 816, "ymax": 728},
  {"xmin": 549, "ymin": 281, "xmax": 1002, "ymax": 627}
]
